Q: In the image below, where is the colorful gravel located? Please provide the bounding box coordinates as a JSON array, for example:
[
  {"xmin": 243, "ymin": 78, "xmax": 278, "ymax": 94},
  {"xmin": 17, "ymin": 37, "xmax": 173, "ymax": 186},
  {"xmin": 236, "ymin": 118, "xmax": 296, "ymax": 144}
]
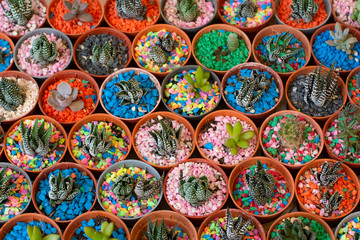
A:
[
  {"xmin": 6, "ymin": 118, "xmax": 66, "ymax": 171},
  {"xmin": 134, "ymin": 29, "xmax": 189, "ymax": 73},
  {"xmin": 100, "ymin": 166, "xmax": 161, "ymax": 219},
  {"xmin": 71, "ymin": 121, "xmax": 130, "ymax": 170},
  {"xmin": 4, "ymin": 220, "xmax": 59, "ymax": 240},
  {"xmin": 348, "ymin": 73, "xmax": 360, "ymax": 104},
  {"xmin": 163, "ymin": 69, "xmax": 220, "ymax": 116},
  {"xmin": 198, "ymin": 115, "xmax": 257, "ymax": 165},
  {"xmin": 333, "ymin": 0, "xmax": 360, "ymax": 28},
  {"xmin": 141, "ymin": 225, "xmax": 189, "ymax": 240},
  {"xmin": 337, "ymin": 216, "xmax": 360, "ymax": 240},
  {"xmin": 0, "ymin": 39, "xmax": 13, "ymax": 73},
  {"xmin": 232, "ymin": 162, "xmax": 290, "ymax": 216},
  {"xmin": 165, "ymin": 161, "xmax": 227, "ymax": 216},
  {"xmin": 262, "ymin": 114, "xmax": 321, "ymax": 165}
]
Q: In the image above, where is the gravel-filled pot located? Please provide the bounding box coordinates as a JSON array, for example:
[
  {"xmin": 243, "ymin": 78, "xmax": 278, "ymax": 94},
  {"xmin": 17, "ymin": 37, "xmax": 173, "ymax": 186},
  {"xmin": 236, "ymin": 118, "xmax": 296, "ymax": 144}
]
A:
[
  {"xmin": 346, "ymin": 65, "xmax": 360, "ymax": 107},
  {"xmin": 164, "ymin": 158, "xmax": 229, "ymax": 220},
  {"xmin": 97, "ymin": 160, "xmax": 163, "ymax": 221},
  {"xmin": 331, "ymin": 0, "xmax": 360, "ymax": 29},
  {"xmin": 335, "ymin": 211, "xmax": 360, "ymax": 240},
  {"xmin": 68, "ymin": 113, "xmax": 131, "ymax": 172},
  {"xmin": 161, "ymin": 65, "xmax": 221, "ymax": 120},
  {"xmin": 14, "ymin": 28, "xmax": 73, "ymax": 80},
  {"xmin": 0, "ymin": 32, "xmax": 14, "ymax": 73},
  {"xmin": 100, "ymin": 68, "xmax": 161, "ymax": 123}
]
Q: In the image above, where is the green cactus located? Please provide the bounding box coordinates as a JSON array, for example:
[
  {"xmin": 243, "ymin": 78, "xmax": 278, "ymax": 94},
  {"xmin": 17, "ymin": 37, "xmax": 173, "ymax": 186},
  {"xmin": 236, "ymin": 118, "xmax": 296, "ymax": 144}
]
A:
[
  {"xmin": 134, "ymin": 172, "xmax": 163, "ymax": 200},
  {"xmin": 82, "ymin": 122, "xmax": 112, "ymax": 157},
  {"xmin": 225, "ymin": 121, "xmax": 255, "ymax": 155},
  {"xmin": 149, "ymin": 45, "xmax": 168, "ymax": 65},
  {"xmin": 92, "ymin": 42, "xmax": 117, "ymax": 65},
  {"xmin": 115, "ymin": 77, "xmax": 148, "ymax": 106},
  {"xmin": 143, "ymin": 218, "xmax": 179, "ymax": 240},
  {"xmin": 321, "ymin": 190, "xmax": 343, "ymax": 214},
  {"xmin": 217, "ymin": 208, "xmax": 252, "ymax": 240},
  {"xmin": 115, "ymin": 0, "xmax": 147, "ymax": 21},
  {"xmin": 184, "ymin": 66, "xmax": 212, "ymax": 98},
  {"xmin": 178, "ymin": 175, "xmax": 213, "ymax": 207},
  {"xmin": 63, "ymin": 0, "xmax": 94, "ymax": 22},
  {"xmin": 277, "ymin": 218, "xmax": 317, "ymax": 240},
  {"xmin": 277, "ymin": 117, "xmax": 304, "ymax": 149},
  {"xmin": 0, "ymin": 167, "xmax": 16, "ymax": 204},
  {"xmin": 0, "ymin": 77, "xmax": 26, "ymax": 111},
  {"xmin": 48, "ymin": 171, "xmax": 81, "ymax": 207},
  {"xmin": 237, "ymin": 0, "xmax": 258, "ymax": 19},
  {"xmin": 316, "ymin": 161, "xmax": 345, "ymax": 187},
  {"xmin": 176, "ymin": 0, "xmax": 199, "ymax": 22},
  {"xmin": 227, "ymin": 33, "xmax": 239, "ymax": 52},
  {"xmin": 30, "ymin": 33, "xmax": 58, "ymax": 66},
  {"xmin": 0, "ymin": 0, "xmax": 32, "ymax": 26},
  {"xmin": 290, "ymin": 0, "xmax": 319, "ymax": 23},
  {"xmin": 111, "ymin": 173, "xmax": 134, "ymax": 201},
  {"xmin": 27, "ymin": 225, "xmax": 60, "ymax": 240}
]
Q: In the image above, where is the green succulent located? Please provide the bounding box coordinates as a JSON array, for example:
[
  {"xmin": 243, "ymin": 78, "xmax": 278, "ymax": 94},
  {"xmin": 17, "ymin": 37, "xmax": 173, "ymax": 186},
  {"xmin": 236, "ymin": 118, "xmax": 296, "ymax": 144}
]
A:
[
  {"xmin": 82, "ymin": 122, "xmax": 112, "ymax": 157},
  {"xmin": 84, "ymin": 221, "xmax": 117, "ymax": 240},
  {"xmin": 217, "ymin": 208, "xmax": 252, "ymax": 240},
  {"xmin": 178, "ymin": 175, "xmax": 213, "ymax": 207},
  {"xmin": 290, "ymin": 0, "xmax": 319, "ymax": 23},
  {"xmin": 225, "ymin": 121, "xmax": 255, "ymax": 155},
  {"xmin": 47, "ymin": 81, "xmax": 84, "ymax": 112},
  {"xmin": 176, "ymin": 0, "xmax": 199, "ymax": 22},
  {"xmin": 143, "ymin": 218, "xmax": 179, "ymax": 240},
  {"xmin": 63, "ymin": 0, "xmax": 94, "ymax": 22},
  {"xmin": 277, "ymin": 116, "xmax": 304, "ymax": 149},
  {"xmin": 115, "ymin": 0, "xmax": 147, "ymax": 21},
  {"xmin": 0, "ymin": 167, "xmax": 16, "ymax": 204},
  {"xmin": 0, "ymin": 0, "xmax": 33, "ymax": 26},
  {"xmin": 92, "ymin": 42, "xmax": 117, "ymax": 65},
  {"xmin": 0, "ymin": 77, "xmax": 26, "ymax": 111},
  {"xmin": 184, "ymin": 66, "xmax": 212, "ymax": 98},
  {"xmin": 48, "ymin": 171, "xmax": 80, "ymax": 207},
  {"xmin": 115, "ymin": 77, "xmax": 148, "ymax": 106},
  {"xmin": 316, "ymin": 161, "xmax": 345, "ymax": 187},
  {"xmin": 321, "ymin": 190, "xmax": 343, "ymax": 214},
  {"xmin": 236, "ymin": 0, "xmax": 258, "ymax": 19},
  {"xmin": 30, "ymin": 33, "xmax": 58, "ymax": 66},
  {"xmin": 277, "ymin": 218, "xmax": 317, "ymax": 240},
  {"xmin": 134, "ymin": 172, "xmax": 163, "ymax": 200},
  {"xmin": 149, "ymin": 45, "xmax": 168, "ymax": 66},
  {"xmin": 27, "ymin": 225, "xmax": 60, "ymax": 240},
  {"xmin": 111, "ymin": 173, "xmax": 134, "ymax": 201}
]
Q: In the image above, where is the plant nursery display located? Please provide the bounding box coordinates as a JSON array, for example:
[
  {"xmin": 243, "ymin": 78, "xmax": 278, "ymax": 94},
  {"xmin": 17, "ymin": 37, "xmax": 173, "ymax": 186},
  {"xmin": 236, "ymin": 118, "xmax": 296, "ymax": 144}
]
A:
[
  {"xmin": 0, "ymin": 37, "xmax": 13, "ymax": 73},
  {"xmin": 332, "ymin": 0, "xmax": 360, "ymax": 28}
]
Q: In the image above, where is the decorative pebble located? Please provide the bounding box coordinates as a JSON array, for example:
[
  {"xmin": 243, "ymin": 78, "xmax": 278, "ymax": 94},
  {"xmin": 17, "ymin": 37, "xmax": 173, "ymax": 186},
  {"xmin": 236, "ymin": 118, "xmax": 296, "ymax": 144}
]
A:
[
  {"xmin": 4, "ymin": 220, "xmax": 59, "ymax": 240},
  {"xmin": 337, "ymin": 216, "xmax": 360, "ymax": 239},
  {"xmin": 348, "ymin": 73, "xmax": 360, "ymax": 104}
]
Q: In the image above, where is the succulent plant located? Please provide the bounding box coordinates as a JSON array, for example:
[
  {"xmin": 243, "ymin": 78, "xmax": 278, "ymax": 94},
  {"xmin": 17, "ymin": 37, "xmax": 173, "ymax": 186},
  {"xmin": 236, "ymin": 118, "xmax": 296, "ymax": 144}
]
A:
[
  {"xmin": 0, "ymin": 0, "xmax": 33, "ymax": 26},
  {"xmin": 217, "ymin": 208, "xmax": 252, "ymax": 240},
  {"xmin": 19, "ymin": 118, "xmax": 57, "ymax": 157},
  {"xmin": 82, "ymin": 122, "xmax": 112, "ymax": 157},
  {"xmin": 115, "ymin": 0, "xmax": 147, "ymax": 21},
  {"xmin": 47, "ymin": 81, "xmax": 84, "ymax": 112},
  {"xmin": 115, "ymin": 77, "xmax": 148, "ymax": 106},
  {"xmin": 0, "ymin": 167, "xmax": 16, "ymax": 204},
  {"xmin": 84, "ymin": 221, "xmax": 117, "ymax": 240},
  {"xmin": 227, "ymin": 33, "xmax": 239, "ymax": 52},
  {"xmin": 148, "ymin": 120, "xmax": 182, "ymax": 157},
  {"xmin": 184, "ymin": 66, "xmax": 212, "ymax": 98},
  {"xmin": 48, "ymin": 171, "xmax": 81, "ymax": 207},
  {"xmin": 158, "ymin": 34, "xmax": 175, "ymax": 53},
  {"xmin": 316, "ymin": 161, "xmax": 345, "ymax": 187},
  {"xmin": 111, "ymin": 173, "xmax": 134, "ymax": 201},
  {"xmin": 290, "ymin": 0, "xmax": 319, "ymax": 23},
  {"xmin": 245, "ymin": 160, "xmax": 275, "ymax": 205},
  {"xmin": 326, "ymin": 22, "xmax": 358, "ymax": 60},
  {"xmin": 225, "ymin": 121, "xmax": 255, "ymax": 155},
  {"xmin": 277, "ymin": 117, "xmax": 304, "ymax": 149},
  {"xmin": 92, "ymin": 42, "xmax": 117, "ymax": 65},
  {"xmin": 30, "ymin": 33, "xmax": 58, "ymax": 66},
  {"xmin": 143, "ymin": 218, "xmax": 179, "ymax": 240},
  {"xmin": 149, "ymin": 45, "xmax": 168, "ymax": 66},
  {"xmin": 236, "ymin": 0, "xmax": 258, "ymax": 19},
  {"xmin": 27, "ymin": 225, "xmax": 60, "ymax": 240},
  {"xmin": 321, "ymin": 190, "xmax": 343, "ymax": 214},
  {"xmin": 0, "ymin": 77, "xmax": 26, "ymax": 111},
  {"xmin": 277, "ymin": 218, "xmax": 317, "ymax": 240},
  {"xmin": 134, "ymin": 172, "xmax": 164, "ymax": 200},
  {"xmin": 178, "ymin": 175, "xmax": 213, "ymax": 207},
  {"xmin": 351, "ymin": 0, "xmax": 360, "ymax": 25},
  {"xmin": 176, "ymin": 0, "xmax": 199, "ymax": 22},
  {"xmin": 63, "ymin": 0, "xmax": 94, "ymax": 22}
]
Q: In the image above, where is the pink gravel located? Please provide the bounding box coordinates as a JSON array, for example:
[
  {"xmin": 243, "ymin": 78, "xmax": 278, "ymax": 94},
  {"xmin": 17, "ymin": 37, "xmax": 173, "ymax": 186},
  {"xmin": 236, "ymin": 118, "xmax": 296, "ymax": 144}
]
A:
[
  {"xmin": 165, "ymin": 161, "xmax": 227, "ymax": 216},
  {"xmin": 333, "ymin": 0, "xmax": 360, "ymax": 27}
]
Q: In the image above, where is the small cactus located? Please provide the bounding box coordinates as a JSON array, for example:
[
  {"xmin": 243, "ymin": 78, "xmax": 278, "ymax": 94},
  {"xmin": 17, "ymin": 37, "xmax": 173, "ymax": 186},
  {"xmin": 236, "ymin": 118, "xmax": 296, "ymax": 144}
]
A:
[
  {"xmin": 290, "ymin": 0, "xmax": 319, "ymax": 23},
  {"xmin": 225, "ymin": 121, "xmax": 255, "ymax": 155},
  {"xmin": 0, "ymin": 77, "xmax": 26, "ymax": 111},
  {"xmin": 115, "ymin": 0, "xmax": 147, "ymax": 21},
  {"xmin": 0, "ymin": 0, "xmax": 33, "ymax": 26},
  {"xmin": 237, "ymin": 0, "xmax": 258, "ymax": 19},
  {"xmin": 149, "ymin": 45, "xmax": 168, "ymax": 65},
  {"xmin": 277, "ymin": 117, "xmax": 304, "ymax": 149},
  {"xmin": 92, "ymin": 42, "xmax": 117, "ymax": 65},
  {"xmin": 176, "ymin": 0, "xmax": 200, "ymax": 22},
  {"xmin": 30, "ymin": 33, "xmax": 58, "ymax": 66},
  {"xmin": 178, "ymin": 176, "xmax": 213, "ymax": 207},
  {"xmin": 227, "ymin": 33, "xmax": 239, "ymax": 52},
  {"xmin": 0, "ymin": 167, "xmax": 16, "ymax": 204}
]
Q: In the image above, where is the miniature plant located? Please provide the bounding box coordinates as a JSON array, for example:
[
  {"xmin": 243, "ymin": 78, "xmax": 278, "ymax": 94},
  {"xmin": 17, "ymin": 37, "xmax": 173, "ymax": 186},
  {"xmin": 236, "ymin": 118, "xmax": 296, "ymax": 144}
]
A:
[
  {"xmin": 326, "ymin": 22, "xmax": 358, "ymax": 60},
  {"xmin": 30, "ymin": 33, "xmax": 58, "ymax": 66},
  {"xmin": 134, "ymin": 172, "xmax": 163, "ymax": 199},
  {"xmin": 0, "ymin": 77, "xmax": 26, "ymax": 111},
  {"xmin": 158, "ymin": 34, "xmax": 175, "ymax": 53},
  {"xmin": 27, "ymin": 225, "xmax": 60, "ymax": 240},
  {"xmin": 111, "ymin": 173, "xmax": 134, "ymax": 201},
  {"xmin": 19, "ymin": 118, "xmax": 57, "ymax": 157},
  {"xmin": 149, "ymin": 45, "xmax": 168, "ymax": 65},
  {"xmin": 0, "ymin": 0, "xmax": 33, "ymax": 26},
  {"xmin": 47, "ymin": 81, "xmax": 84, "ymax": 112},
  {"xmin": 115, "ymin": 0, "xmax": 147, "ymax": 21},
  {"xmin": 176, "ymin": 0, "xmax": 200, "ymax": 22},
  {"xmin": 82, "ymin": 122, "xmax": 112, "ymax": 157},
  {"xmin": 115, "ymin": 77, "xmax": 148, "ymax": 106},
  {"xmin": 277, "ymin": 218, "xmax": 317, "ymax": 240},
  {"xmin": 236, "ymin": 0, "xmax": 258, "ymax": 19},
  {"xmin": 225, "ymin": 121, "xmax": 255, "ymax": 155},
  {"xmin": 143, "ymin": 218, "xmax": 179, "ymax": 240},
  {"xmin": 277, "ymin": 117, "xmax": 304, "ymax": 149},
  {"xmin": 321, "ymin": 190, "xmax": 343, "ymax": 214},
  {"xmin": 48, "ymin": 171, "xmax": 80, "ymax": 207},
  {"xmin": 92, "ymin": 42, "xmax": 117, "ymax": 65},
  {"xmin": 245, "ymin": 160, "xmax": 275, "ymax": 205},
  {"xmin": 265, "ymin": 32, "xmax": 301, "ymax": 65},
  {"xmin": 351, "ymin": 0, "xmax": 360, "ymax": 25},
  {"xmin": 84, "ymin": 221, "xmax": 117, "ymax": 240},
  {"xmin": 148, "ymin": 120, "xmax": 182, "ymax": 157},
  {"xmin": 178, "ymin": 175, "xmax": 212, "ymax": 207},
  {"xmin": 0, "ymin": 167, "xmax": 16, "ymax": 204},
  {"xmin": 290, "ymin": 0, "xmax": 319, "ymax": 23},
  {"xmin": 184, "ymin": 66, "xmax": 212, "ymax": 98},
  {"xmin": 227, "ymin": 33, "xmax": 239, "ymax": 52},
  {"xmin": 217, "ymin": 208, "xmax": 251, "ymax": 240},
  {"xmin": 63, "ymin": 0, "xmax": 94, "ymax": 22},
  {"xmin": 303, "ymin": 61, "xmax": 340, "ymax": 108},
  {"xmin": 316, "ymin": 161, "xmax": 345, "ymax": 187}
]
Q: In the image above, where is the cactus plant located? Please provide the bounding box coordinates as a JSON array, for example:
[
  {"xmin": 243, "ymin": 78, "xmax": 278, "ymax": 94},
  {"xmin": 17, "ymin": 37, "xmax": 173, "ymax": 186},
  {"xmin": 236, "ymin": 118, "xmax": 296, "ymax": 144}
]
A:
[
  {"xmin": 176, "ymin": 0, "xmax": 200, "ymax": 22},
  {"xmin": 290, "ymin": 0, "xmax": 319, "ymax": 23},
  {"xmin": 184, "ymin": 66, "xmax": 212, "ymax": 98},
  {"xmin": 115, "ymin": 0, "xmax": 147, "ymax": 21},
  {"xmin": 0, "ymin": 77, "xmax": 26, "ymax": 111},
  {"xmin": 63, "ymin": 0, "xmax": 94, "ymax": 22},
  {"xmin": 134, "ymin": 172, "xmax": 163, "ymax": 200},
  {"xmin": 227, "ymin": 33, "xmax": 239, "ymax": 52},
  {"xmin": 0, "ymin": 0, "xmax": 32, "ymax": 26},
  {"xmin": 27, "ymin": 225, "xmax": 60, "ymax": 240},
  {"xmin": 158, "ymin": 34, "xmax": 175, "ymax": 53},
  {"xmin": 48, "ymin": 171, "xmax": 81, "ymax": 207},
  {"xmin": 217, "ymin": 208, "xmax": 252, "ymax": 240},
  {"xmin": 321, "ymin": 190, "xmax": 343, "ymax": 214},
  {"xmin": 0, "ymin": 167, "xmax": 16, "ymax": 204},
  {"xmin": 30, "ymin": 33, "xmax": 58, "ymax": 66},
  {"xmin": 178, "ymin": 175, "xmax": 213, "ymax": 207},
  {"xmin": 115, "ymin": 77, "xmax": 148, "ymax": 106},
  {"xmin": 316, "ymin": 161, "xmax": 345, "ymax": 187},
  {"xmin": 277, "ymin": 218, "xmax": 317, "ymax": 240},
  {"xmin": 82, "ymin": 122, "xmax": 112, "ymax": 157},
  {"xmin": 84, "ymin": 221, "xmax": 117, "ymax": 240},
  {"xmin": 149, "ymin": 45, "xmax": 168, "ymax": 65},
  {"xmin": 277, "ymin": 117, "xmax": 304, "ymax": 149},
  {"xmin": 92, "ymin": 42, "xmax": 117, "ymax": 66},
  {"xmin": 143, "ymin": 218, "xmax": 179, "ymax": 240},
  {"xmin": 47, "ymin": 81, "xmax": 84, "ymax": 112},
  {"xmin": 111, "ymin": 173, "xmax": 134, "ymax": 201},
  {"xmin": 236, "ymin": 0, "xmax": 258, "ymax": 19},
  {"xmin": 265, "ymin": 32, "xmax": 301, "ymax": 65},
  {"xmin": 225, "ymin": 121, "xmax": 255, "ymax": 155}
]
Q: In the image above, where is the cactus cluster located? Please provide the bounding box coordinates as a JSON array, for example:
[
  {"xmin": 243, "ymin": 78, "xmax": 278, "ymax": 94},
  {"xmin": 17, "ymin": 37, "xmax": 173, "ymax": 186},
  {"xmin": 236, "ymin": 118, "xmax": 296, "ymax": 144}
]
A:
[
  {"xmin": 149, "ymin": 34, "xmax": 175, "ymax": 65},
  {"xmin": 115, "ymin": 77, "xmax": 148, "ymax": 106},
  {"xmin": 63, "ymin": 0, "xmax": 94, "ymax": 22},
  {"xmin": 0, "ymin": 167, "xmax": 16, "ymax": 204},
  {"xmin": 265, "ymin": 32, "xmax": 301, "ymax": 65},
  {"xmin": 0, "ymin": 77, "xmax": 26, "ymax": 111},
  {"xmin": 225, "ymin": 121, "xmax": 255, "ymax": 155},
  {"xmin": 178, "ymin": 175, "xmax": 213, "ymax": 207},
  {"xmin": 321, "ymin": 190, "xmax": 343, "ymax": 214},
  {"xmin": 82, "ymin": 122, "xmax": 112, "ymax": 157},
  {"xmin": 277, "ymin": 218, "xmax": 317, "ymax": 240},
  {"xmin": 92, "ymin": 42, "xmax": 117, "ymax": 66},
  {"xmin": 184, "ymin": 66, "xmax": 212, "ymax": 98},
  {"xmin": 48, "ymin": 171, "xmax": 81, "ymax": 207},
  {"xmin": 27, "ymin": 225, "xmax": 60, "ymax": 240},
  {"xmin": 176, "ymin": 0, "xmax": 200, "ymax": 22},
  {"xmin": 217, "ymin": 208, "xmax": 252, "ymax": 240},
  {"xmin": 277, "ymin": 117, "xmax": 304, "ymax": 149},
  {"xmin": 290, "ymin": 0, "xmax": 319, "ymax": 23},
  {"xmin": 115, "ymin": 0, "xmax": 147, "ymax": 21},
  {"xmin": 143, "ymin": 218, "xmax": 179, "ymax": 240},
  {"xmin": 316, "ymin": 161, "xmax": 345, "ymax": 187},
  {"xmin": 227, "ymin": 33, "xmax": 239, "ymax": 52},
  {"xmin": 47, "ymin": 81, "xmax": 84, "ymax": 112},
  {"xmin": 236, "ymin": 0, "xmax": 258, "ymax": 19},
  {"xmin": 0, "ymin": 0, "xmax": 33, "ymax": 26},
  {"xmin": 30, "ymin": 33, "xmax": 58, "ymax": 66}
]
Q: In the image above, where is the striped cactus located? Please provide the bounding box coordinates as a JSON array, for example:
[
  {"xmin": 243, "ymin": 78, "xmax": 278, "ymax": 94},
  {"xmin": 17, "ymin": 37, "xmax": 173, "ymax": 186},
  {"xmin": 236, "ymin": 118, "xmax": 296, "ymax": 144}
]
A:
[
  {"xmin": 0, "ymin": 167, "xmax": 16, "ymax": 204},
  {"xmin": 30, "ymin": 33, "xmax": 58, "ymax": 66},
  {"xmin": 217, "ymin": 208, "xmax": 252, "ymax": 240},
  {"xmin": 178, "ymin": 175, "xmax": 213, "ymax": 207},
  {"xmin": 0, "ymin": 0, "xmax": 32, "ymax": 26},
  {"xmin": 48, "ymin": 171, "xmax": 81, "ymax": 207},
  {"xmin": 290, "ymin": 0, "xmax": 319, "ymax": 23}
]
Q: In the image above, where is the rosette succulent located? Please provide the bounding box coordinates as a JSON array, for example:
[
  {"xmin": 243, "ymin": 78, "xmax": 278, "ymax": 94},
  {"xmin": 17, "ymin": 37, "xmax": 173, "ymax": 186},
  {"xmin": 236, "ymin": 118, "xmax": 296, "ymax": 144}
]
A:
[
  {"xmin": 27, "ymin": 225, "xmax": 60, "ymax": 240},
  {"xmin": 225, "ymin": 121, "xmax": 255, "ymax": 155},
  {"xmin": 290, "ymin": 0, "xmax": 319, "ymax": 23},
  {"xmin": 115, "ymin": 0, "xmax": 147, "ymax": 21},
  {"xmin": 143, "ymin": 218, "xmax": 179, "ymax": 240},
  {"xmin": 63, "ymin": 0, "xmax": 94, "ymax": 22},
  {"xmin": 47, "ymin": 81, "xmax": 84, "ymax": 112},
  {"xmin": 236, "ymin": 0, "xmax": 258, "ymax": 19},
  {"xmin": 92, "ymin": 42, "xmax": 117, "ymax": 65},
  {"xmin": 277, "ymin": 218, "xmax": 317, "ymax": 240},
  {"xmin": 84, "ymin": 221, "xmax": 117, "ymax": 240},
  {"xmin": 82, "ymin": 122, "xmax": 112, "ymax": 157},
  {"xmin": 316, "ymin": 161, "xmax": 345, "ymax": 187},
  {"xmin": 176, "ymin": 0, "xmax": 200, "ymax": 22},
  {"xmin": 0, "ymin": 167, "xmax": 16, "ymax": 204},
  {"xmin": 217, "ymin": 208, "xmax": 252, "ymax": 240},
  {"xmin": 115, "ymin": 77, "xmax": 148, "ymax": 106}
]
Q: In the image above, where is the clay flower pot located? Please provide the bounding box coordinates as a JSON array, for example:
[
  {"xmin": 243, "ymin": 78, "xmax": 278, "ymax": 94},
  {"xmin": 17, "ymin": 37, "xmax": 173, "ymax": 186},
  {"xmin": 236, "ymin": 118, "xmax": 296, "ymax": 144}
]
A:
[
  {"xmin": 228, "ymin": 157, "xmax": 295, "ymax": 222},
  {"xmin": 0, "ymin": 71, "xmax": 39, "ymax": 125},
  {"xmin": 100, "ymin": 68, "xmax": 161, "ymax": 123},
  {"xmin": 31, "ymin": 162, "xmax": 97, "ymax": 225},
  {"xmin": 331, "ymin": 0, "xmax": 360, "ymax": 30},
  {"xmin": 192, "ymin": 24, "xmax": 251, "ymax": 76},
  {"xmin": 221, "ymin": 62, "xmax": 284, "ymax": 120},
  {"xmin": 198, "ymin": 208, "xmax": 267, "ymax": 239},
  {"xmin": 38, "ymin": 69, "xmax": 100, "ymax": 126},
  {"xmin": 295, "ymin": 159, "xmax": 360, "ymax": 225},
  {"xmin": 267, "ymin": 212, "xmax": 335, "ymax": 240},
  {"xmin": 73, "ymin": 27, "xmax": 132, "ymax": 79},
  {"xmin": 285, "ymin": 66, "xmax": 347, "ymax": 123},
  {"xmin": 68, "ymin": 113, "xmax": 132, "ymax": 172},
  {"xmin": 346, "ymin": 65, "xmax": 360, "ymax": 107},
  {"xmin": 63, "ymin": 210, "xmax": 130, "ymax": 239},
  {"xmin": 195, "ymin": 109, "xmax": 259, "ymax": 169},
  {"xmin": 132, "ymin": 111, "xmax": 195, "ymax": 171},
  {"xmin": 252, "ymin": 24, "xmax": 311, "ymax": 79},
  {"xmin": 4, "ymin": 115, "xmax": 68, "ymax": 174},
  {"xmin": 130, "ymin": 210, "xmax": 198, "ymax": 240},
  {"xmin": 0, "ymin": 213, "xmax": 63, "ymax": 239},
  {"xmin": 0, "ymin": 32, "xmax": 14, "ymax": 73},
  {"xmin": 334, "ymin": 211, "xmax": 360, "ymax": 239}
]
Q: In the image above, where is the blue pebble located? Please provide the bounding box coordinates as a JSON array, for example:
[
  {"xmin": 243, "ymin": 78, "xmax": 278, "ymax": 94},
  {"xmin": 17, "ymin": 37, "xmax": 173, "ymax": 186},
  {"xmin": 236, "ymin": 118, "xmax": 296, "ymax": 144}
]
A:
[{"xmin": 203, "ymin": 142, "xmax": 214, "ymax": 150}]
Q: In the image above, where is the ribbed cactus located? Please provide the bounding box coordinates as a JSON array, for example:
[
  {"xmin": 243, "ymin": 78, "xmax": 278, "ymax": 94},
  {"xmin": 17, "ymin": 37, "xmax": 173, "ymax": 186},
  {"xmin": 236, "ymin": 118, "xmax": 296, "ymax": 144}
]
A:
[
  {"xmin": 92, "ymin": 42, "xmax": 117, "ymax": 65},
  {"xmin": 316, "ymin": 161, "xmax": 345, "ymax": 187},
  {"xmin": 217, "ymin": 208, "xmax": 252, "ymax": 240},
  {"xmin": 265, "ymin": 32, "xmax": 301, "ymax": 65},
  {"xmin": 115, "ymin": 0, "xmax": 147, "ymax": 21},
  {"xmin": 178, "ymin": 176, "xmax": 213, "ymax": 207},
  {"xmin": 143, "ymin": 219, "xmax": 179, "ymax": 240},
  {"xmin": 322, "ymin": 190, "xmax": 343, "ymax": 214},
  {"xmin": 0, "ymin": 167, "xmax": 16, "ymax": 204},
  {"xmin": 277, "ymin": 117, "xmax": 304, "ymax": 149},
  {"xmin": 227, "ymin": 33, "xmax": 239, "ymax": 52},
  {"xmin": 0, "ymin": 0, "xmax": 33, "ymax": 26},
  {"xmin": 237, "ymin": 0, "xmax": 258, "ymax": 19},
  {"xmin": 30, "ymin": 33, "xmax": 58, "ymax": 66},
  {"xmin": 290, "ymin": 0, "xmax": 319, "ymax": 23},
  {"xmin": 277, "ymin": 218, "xmax": 317, "ymax": 240},
  {"xmin": 47, "ymin": 81, "xmax": 84, "ymax": 112},
  {"xmin": 176, "ymin": 0, "xmax": 200, "ymax": 22},
  {"xmin": 115, "ymin": 77, "xmax": 148, "ymax": 106},
  {"xmin": 0, "ymin": 77, "xmax": 26, "ymax": 111},
  {"xmin": 48, "ymin": 171, "xmax": 81, "ymax": 207},
  {"xmin": 134, "ymin": 172, "xmax": 163, "ymax": 199},
  {"xmin": 82, "ymin": 122, "xmax": 112, "ymax": 157},
  {"xmin": 111, "ymin": 173, "xmax": 134, "ymax": 201}
]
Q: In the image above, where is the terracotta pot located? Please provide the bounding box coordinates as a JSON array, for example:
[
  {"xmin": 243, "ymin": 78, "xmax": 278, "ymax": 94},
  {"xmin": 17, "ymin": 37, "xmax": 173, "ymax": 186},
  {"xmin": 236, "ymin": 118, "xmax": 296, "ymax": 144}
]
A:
[
  {"xmin": 259, "ymin": 110, "xmax": 324, "ymax": 170},
  {"xmin": 132, "ymin": 111, "xmax": 195, "ymax": 171},
  {"xmin": 73, "ymin": 27, "xmax": 132, "ymax": 79},
  {"xmin": 67, "ymin": 113, "xmax": 132, "ymax": 172},
  {"xmin": 0, "ymin": 213, "xmax": 63, "ymax": 239},
  {"xmin": 198, "ymin": 208, "xmax": 266, "ymax": 239},
  {"xmin": 266, "ymin": 212, "xmax": 335, "ymax": 240},
  {"xmin": 346, "ymin": 66, "xmax": 360, "ymax": 107},
  {"xmin": 46, "ymin": 0, "xmax": 104, "ymax": 39},
  {"xmin": 0, "ymin": 32, "xmax": 14, "ymax": 72},
  {"xmin": 192, "ymin": 24, "xmax": 251, "ymax": 76},
  {"xmin": 130, "ymin": 210, "xmax": 198, "ymax": 240},
  {"xmin": 228, "ymin": 157, "xmax": 295, "ymax": 222},
  {"xmin": 0, "ymin": 71, "xmax": 39, "ymax": 125},
  {"xmin": 334, "ymin": 211, "xmax": 360, "ymax": 239},
  {"xmin": 285, "ymin": 66, "xmax": 347, "ymax": 123},
  {"xmin": 163, "ymin": 158, "xmax": 229, "ymax": 221},
  {"xmin": 194, "ymin": 109, "xmax": 259, "ymax": 169},
  {"xmin": 221, "ymin": 62, "xmax": 284, "ymax": 120},
  {"xmin": 252, "ymin": 24, "xmax": 312, "ymax": 80},
  {"xmin": 38, "ymin": 70, "xmax": 100, "ymax": 126},
  {"xmin": 63, "ymin": 211, "xmax": 130, "ymax": 239},
  {"xmin": 295, "ymin": 159, "xmax": 360, "ymax": 224},
  {"xmin": 217, "ymin": 0, "xmax": 275, "ymax": 33},
  {"xmin": 104, "ymin": 0, "xmax": 161, "ymax": 37},
  {"xmin": 100, "ymin": 68, "xmax": 161, "ymax": 123},
  {"xmin": 4, "ymin": 115, "xmax": 68, "ymax": 174},
  {"xmin": 132, "ymin": 24, "xmax": 192, "ymax": 78},
  {"xmin": 31, "ymin": 162, "xmax": 97, "ymax": 225},
  {"xmin": 331, "ymin": 0, "xmax": 359, "ymax": 30}
]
